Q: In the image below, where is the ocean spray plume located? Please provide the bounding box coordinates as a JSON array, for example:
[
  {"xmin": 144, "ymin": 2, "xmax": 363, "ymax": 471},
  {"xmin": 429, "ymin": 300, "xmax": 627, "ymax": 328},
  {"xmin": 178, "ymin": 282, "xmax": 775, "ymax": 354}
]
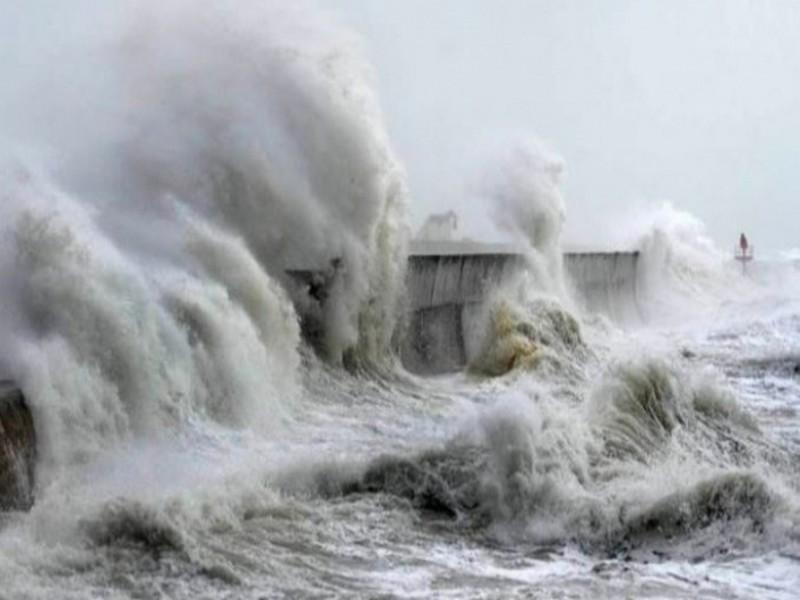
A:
[
  {"xmin": 0, "ymin": 0, "xmax": 408, "ymax": 367},
  {"xmin": 623, "ymin": 203, "xmax": 746, "ymax": 321},
  {"xmin": 480, "ymin": 141, "xmax": 568, "ymax": 299},
  {"xmin": 465, "ymin": 141, "xmax": 583, "ymax": 376},
  {"xmin": 0, "ymin": 0, "xmax": 408, "ymax": 478}
]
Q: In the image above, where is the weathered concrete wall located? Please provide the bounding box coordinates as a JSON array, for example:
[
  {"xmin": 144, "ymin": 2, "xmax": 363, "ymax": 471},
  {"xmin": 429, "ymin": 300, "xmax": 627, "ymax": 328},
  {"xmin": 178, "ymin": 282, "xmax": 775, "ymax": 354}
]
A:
[
  {"xmin": 563, "ymin": 252, "xmax": 641, "ymax": 323},
  {"xmin": 0, "ymin": 381, "xmax": 36, "ymax": 511},
  {"xmin": 406, "ymin": 253, "xmax": 526, "ymax": 310},
  {"xmin": 400, "ymin": 252, "xmax": 525, "ymax": 374},
  {"xmin": 402, "ymin": 249, "xmax": 640, "ymax": 374}
]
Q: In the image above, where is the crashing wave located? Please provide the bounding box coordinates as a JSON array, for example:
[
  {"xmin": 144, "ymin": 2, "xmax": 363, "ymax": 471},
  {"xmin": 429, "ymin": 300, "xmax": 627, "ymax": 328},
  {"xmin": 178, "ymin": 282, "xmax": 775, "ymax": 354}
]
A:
[
  {"xmin": 317, "ymin": 359, "xmax": 792, "ymax": 559},
  {"xmin": 0, "ymin": 0, "xmax": 409, "ymax": 478},
  {"xmin": 468, "ymin": 298, "xmax": 585, "ymax": 378}
]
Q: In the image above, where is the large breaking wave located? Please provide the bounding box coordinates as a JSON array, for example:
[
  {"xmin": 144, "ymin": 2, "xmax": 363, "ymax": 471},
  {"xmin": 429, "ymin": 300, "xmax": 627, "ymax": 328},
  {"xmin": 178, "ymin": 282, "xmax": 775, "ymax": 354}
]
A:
[{"xmin": 0, "ymin": 0, "xmax": 407, "ymax": 478}]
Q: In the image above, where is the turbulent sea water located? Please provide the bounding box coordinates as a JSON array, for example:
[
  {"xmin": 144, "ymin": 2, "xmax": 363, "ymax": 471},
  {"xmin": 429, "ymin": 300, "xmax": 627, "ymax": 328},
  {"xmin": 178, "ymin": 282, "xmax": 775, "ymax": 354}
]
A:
[{"xmin": 1, "ymin": 2, "xmax": 799, "ymax": 599}]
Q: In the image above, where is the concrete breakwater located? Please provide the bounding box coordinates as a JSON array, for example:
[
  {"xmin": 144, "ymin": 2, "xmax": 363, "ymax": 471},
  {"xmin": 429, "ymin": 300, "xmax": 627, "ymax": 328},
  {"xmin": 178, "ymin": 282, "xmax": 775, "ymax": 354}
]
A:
[
  {"xmin": 0, "ymin": 381, "xmax": 35, "ymax": 511},
  {"xmin": 285, "ymin": 243, "xmax": 640, "ymax": 372},
  {"xmin": 401, "ymin": 242, "xmax": 640, "ymax": 374}
]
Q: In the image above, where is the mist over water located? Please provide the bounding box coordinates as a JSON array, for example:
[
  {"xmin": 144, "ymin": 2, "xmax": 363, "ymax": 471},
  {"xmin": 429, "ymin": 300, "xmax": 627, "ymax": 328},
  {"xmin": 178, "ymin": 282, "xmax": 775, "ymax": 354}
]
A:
[{"xmin": 0, "ymin": 2, "xmax": 798, "ymax": 599}]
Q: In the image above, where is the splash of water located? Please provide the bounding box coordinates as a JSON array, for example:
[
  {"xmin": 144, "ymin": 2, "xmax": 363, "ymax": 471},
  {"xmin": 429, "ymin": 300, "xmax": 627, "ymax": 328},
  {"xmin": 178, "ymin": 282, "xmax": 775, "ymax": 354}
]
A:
[
  {"xmin": 0, "ymin": 0, "xmax": 408, "ymax": 478},
  {"xmin": 465, "ymin": 141, "xmax": 580, "ymax": 376},
  {"xmin": 480, "ymin": 141, "xmax": 568, "ymax": 299}
]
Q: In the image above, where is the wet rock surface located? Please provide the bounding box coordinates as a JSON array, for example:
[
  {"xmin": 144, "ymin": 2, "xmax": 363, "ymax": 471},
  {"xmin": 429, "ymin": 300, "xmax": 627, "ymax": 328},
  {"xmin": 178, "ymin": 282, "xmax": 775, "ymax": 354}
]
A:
[{"xmin": 0, "ymin": 381, "xmax": 36, "ymax": 511}]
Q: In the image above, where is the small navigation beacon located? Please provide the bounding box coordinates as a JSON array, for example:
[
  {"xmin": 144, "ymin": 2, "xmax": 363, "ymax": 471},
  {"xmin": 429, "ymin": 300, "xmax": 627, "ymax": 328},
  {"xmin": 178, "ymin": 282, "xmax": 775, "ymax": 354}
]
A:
[{"xmin": 735, "ymin": 232, "xmax": 754, "ymax": 274}]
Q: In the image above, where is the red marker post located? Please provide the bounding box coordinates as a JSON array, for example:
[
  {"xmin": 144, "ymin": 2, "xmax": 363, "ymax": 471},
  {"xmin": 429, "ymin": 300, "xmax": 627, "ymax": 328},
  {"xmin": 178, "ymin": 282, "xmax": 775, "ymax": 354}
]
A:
[{"xmin": 735, "ymin": 233, "xmax": 753, "ymax": 274}]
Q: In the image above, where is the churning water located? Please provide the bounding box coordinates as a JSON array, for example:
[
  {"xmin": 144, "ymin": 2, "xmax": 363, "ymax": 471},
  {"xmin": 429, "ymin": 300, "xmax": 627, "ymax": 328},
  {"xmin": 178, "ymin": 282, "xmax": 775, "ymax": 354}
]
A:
[{"xmin": 0, "ymin": 2, "xmax": 798, "ymax": 598}]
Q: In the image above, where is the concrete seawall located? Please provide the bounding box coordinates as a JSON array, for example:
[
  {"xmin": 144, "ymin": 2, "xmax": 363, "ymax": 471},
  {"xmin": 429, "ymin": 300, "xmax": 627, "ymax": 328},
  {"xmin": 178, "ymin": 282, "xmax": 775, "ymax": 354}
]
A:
[
  {"xmin": 284, "ymin": 244, "xmax": 640, "ymax": 371},
  {"xmin": 401, "ymin": 252, "xmax": 524, "ymax": 373},
  {"xmin": 402, "ymin": 244, "xmax": 640, "ymax": 374},
  {"xmin": 564, "ymin": 252, "xmax": 641, "ymax": 324}
]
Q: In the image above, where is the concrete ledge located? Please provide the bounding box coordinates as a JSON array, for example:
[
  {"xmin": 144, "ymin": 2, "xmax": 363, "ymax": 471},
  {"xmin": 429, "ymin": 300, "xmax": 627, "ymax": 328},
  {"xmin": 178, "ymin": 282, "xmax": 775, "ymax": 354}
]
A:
[{"xmin": 0, "ymin": 381, "xmax": 35, "ymax": 511}]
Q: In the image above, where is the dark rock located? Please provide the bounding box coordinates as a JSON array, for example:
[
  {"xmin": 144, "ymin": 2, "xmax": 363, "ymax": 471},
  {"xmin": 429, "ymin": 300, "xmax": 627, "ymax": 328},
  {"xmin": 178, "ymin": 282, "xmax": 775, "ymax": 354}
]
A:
[
  {"xmin": 0, "ymin": 381, "xmax": 36, "ymax": 511},
  {"xmin": 284, "ymin": 259, "xmax": 343, "ymax": 358}
]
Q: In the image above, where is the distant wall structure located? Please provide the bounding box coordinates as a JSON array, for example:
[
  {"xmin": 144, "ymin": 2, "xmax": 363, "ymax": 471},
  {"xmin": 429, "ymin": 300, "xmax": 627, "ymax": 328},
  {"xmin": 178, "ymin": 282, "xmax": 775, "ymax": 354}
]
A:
[
  {"xmin": 402, "ymin": 242, "xmax": 640, "ymax": 374},
  {"xmin": 282, "ymin": 242, "xmax": 640, "ymax": 373}
]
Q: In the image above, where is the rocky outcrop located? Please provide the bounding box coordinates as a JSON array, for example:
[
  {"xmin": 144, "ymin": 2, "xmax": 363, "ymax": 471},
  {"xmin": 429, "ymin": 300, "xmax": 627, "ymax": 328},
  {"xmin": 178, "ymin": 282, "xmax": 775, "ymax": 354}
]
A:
[{"xmin": 0, "ymin": 381, "xmax": 35, "ymax": 511}]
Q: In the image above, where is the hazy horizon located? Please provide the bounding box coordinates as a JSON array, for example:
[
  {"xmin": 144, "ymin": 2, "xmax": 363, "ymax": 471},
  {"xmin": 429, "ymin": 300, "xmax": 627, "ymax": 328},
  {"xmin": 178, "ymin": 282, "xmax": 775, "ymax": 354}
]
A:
[{"xmin": 326, "ymin": 0, "xmax": 800, "ymax": 255}]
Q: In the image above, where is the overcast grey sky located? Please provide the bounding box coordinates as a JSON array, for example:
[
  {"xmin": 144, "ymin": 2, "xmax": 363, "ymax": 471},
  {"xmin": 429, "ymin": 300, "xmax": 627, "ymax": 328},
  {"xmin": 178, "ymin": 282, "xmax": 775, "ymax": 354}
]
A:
[{"xmin": 325, "ymin": 0, "xmax": 800, "ymax": 253}]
